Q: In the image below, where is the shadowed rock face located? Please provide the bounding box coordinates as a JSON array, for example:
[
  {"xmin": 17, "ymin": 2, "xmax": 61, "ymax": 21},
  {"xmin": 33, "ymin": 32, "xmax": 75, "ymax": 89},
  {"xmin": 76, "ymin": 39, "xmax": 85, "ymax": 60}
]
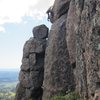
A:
[
  {"xmin": 42, "ymin": 14, "xmax": 75, "ymax": 100},
  {"xmin": 15, "ymin": 24, "xmax": 48, "ymax": 100}
]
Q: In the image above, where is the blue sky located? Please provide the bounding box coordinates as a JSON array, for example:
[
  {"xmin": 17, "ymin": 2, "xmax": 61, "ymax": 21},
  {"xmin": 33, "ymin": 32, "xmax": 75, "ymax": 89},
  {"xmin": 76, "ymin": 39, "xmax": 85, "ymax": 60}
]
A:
[{"xmin": 0, "ymin": 0, "xmax": 54, "ymax": 69}]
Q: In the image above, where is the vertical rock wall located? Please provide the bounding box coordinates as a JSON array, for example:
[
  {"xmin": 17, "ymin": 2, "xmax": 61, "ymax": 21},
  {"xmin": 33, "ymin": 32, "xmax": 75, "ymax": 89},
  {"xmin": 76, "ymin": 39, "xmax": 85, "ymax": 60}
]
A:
[
  {"xmin": 42, "ymin": 0, "xmax": 75, "ymax": 99},
  {"xmin": 42, "ymin": 14, "xmax": 75, "ymax": 100},
  {"xmin": 65, "ymin": 0, "xmax": 100, "ymax": 99},
  {"xmin": 74, "ymin": 0, "xmax": 100, "ymax": 99}
]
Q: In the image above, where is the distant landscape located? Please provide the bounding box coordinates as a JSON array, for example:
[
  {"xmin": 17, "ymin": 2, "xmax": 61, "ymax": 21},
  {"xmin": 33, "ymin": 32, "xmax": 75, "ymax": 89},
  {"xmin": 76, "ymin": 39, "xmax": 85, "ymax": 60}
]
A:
[{"xmin": 0, "ymin": 69, "xmax": 19, "ymax": 100}]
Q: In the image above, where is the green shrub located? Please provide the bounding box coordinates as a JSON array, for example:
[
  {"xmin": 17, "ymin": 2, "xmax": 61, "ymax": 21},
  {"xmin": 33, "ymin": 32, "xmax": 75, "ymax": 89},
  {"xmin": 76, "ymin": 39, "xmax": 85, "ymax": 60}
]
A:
[
  {"xmin": 51, "ymin": 92, "xmax": 79, "ymax": 100},
  {"xmin": 65, "ymin": 92, "xmax": 79, "ymax": 100},
  {"xmin": 51, "ymin": 96, "xmax": 66, "ymax": 100}
]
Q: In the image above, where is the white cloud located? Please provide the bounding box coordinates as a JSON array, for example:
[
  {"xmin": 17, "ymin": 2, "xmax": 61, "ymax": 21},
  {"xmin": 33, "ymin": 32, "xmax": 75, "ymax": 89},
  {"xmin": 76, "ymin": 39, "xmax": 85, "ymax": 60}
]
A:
[
  {"xmin": 0, "ymin": 0, "xmax": 54, "ymax": 25},
  {"xmin": 0, "ymin": 26, "xmax": 5, "ymax": 32}
]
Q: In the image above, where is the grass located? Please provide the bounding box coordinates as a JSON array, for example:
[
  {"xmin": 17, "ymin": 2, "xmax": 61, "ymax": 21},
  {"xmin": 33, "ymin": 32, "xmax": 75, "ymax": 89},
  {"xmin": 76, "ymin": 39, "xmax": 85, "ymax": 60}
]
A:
[
  {"xmin": 2, "ymin": 82, "xmax": 17, "ymax": 88},
  {"xmin": 51, "ymin": 92, "xmax": 79, "ymax": 100},
  {"xmin": 51, "ymin": 96, "xmax": 66, "ymax": 100}
]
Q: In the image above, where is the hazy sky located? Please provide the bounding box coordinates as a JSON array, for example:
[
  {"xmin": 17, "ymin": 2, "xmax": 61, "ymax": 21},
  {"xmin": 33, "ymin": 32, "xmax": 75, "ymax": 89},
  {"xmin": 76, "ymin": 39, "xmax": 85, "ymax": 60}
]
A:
[{"xmin": 0, "ymin": 0, "xmax": 54, "ymax": 69}]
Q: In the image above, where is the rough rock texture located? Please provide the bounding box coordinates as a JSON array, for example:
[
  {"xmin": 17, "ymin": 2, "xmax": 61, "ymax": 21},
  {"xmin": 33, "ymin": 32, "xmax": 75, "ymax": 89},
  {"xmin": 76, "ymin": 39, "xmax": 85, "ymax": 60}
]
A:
[
  {"xmin": 15, "ymin": 24, "xmax": 48, "ymax": 100},
  {"xmin": 42, "ymin": 14, "xmax": 75, "ymax": 100},
  {"xmin": 66, "ymin": 0, "xmax": 77, "ymax": 64},
  {"xmin": 93, "ymin": 89, "xmax": 100, "ymax": 100},
  {"xmin": 46, "ymin": 0, "xmax": 100, "ymax": 100},
  {"xmin": 32, "ymin": 24, "xmax": 49, "ymax": 39},
  {"xmin": 15, "ymin": 0, "xmax": 100, "ymax": 100},
  {"xmin": 74, "ymin": 0, "xmax": 100, "ymax": 100}
]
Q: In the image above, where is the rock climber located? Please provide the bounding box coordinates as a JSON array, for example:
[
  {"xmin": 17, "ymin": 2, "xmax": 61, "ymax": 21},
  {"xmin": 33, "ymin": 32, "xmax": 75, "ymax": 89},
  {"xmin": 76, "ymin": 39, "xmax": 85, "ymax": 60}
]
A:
[{"xmin": 46, "ymin": 6, "xmax": 54, "ymax": 23}]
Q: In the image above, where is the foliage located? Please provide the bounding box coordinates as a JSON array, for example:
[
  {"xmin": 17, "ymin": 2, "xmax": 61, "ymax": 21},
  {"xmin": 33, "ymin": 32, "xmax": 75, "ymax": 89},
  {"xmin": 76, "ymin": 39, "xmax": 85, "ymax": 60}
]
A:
[
  {"xmin": 0, "ymin": 82, "xmax": 17, "ymax": 100},
  {"xmin": 0, "ymin": 92, "xmax": 15, "ymax": 100},
  {"xmin": 51, "ymin": 96, "xmax": 66, "ymax": 100},
  {"xmin": 51, "ymin": 92, "xmax": 79, "ymax": 100},
  {"xmin": 65, "ymin": 92, "xmax": 79, "ymax": 100}
]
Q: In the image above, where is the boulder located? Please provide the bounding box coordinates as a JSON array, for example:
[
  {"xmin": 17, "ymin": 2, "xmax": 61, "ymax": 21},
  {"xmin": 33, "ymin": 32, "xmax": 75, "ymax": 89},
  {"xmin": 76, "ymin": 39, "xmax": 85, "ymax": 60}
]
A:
[
  {"xmin": 29, "ymin": 38, "xmax": 47, "ymax": 53},
  {"xmin": 23, "ymin": 38, "xmax": 33, "ymax": 58},
  {"xmin": 19, "ymin": 71, "xmax": 32, "ymax": 88},
  {"xmin": 29, "ymin": 53, "xmax": 36, "ymax": 66},
  {"xmin": 21, "ymin": 58, "xmax": 30, "ymax": 71},
  {"xmin": 32, "ymin": 24, "xmax": 49, "ymax": 39}
]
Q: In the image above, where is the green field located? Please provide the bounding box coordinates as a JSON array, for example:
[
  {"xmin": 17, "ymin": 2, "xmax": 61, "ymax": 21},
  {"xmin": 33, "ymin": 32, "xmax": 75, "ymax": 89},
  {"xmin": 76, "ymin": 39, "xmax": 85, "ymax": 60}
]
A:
[{"xmin": 0, "ymin": 82, "xmax": 17, "ymax": 100}]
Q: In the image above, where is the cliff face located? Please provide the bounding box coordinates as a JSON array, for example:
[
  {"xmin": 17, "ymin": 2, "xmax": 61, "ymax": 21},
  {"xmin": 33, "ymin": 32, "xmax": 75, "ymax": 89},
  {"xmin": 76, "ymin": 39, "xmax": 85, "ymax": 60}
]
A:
[
  {"xmin": 75, "ymin": 0, "xmax": 100, "ymax": 100},
  {"xmin": 15, "ymin": 0, "xmax": 100, "ymax": 100},
  {"xmin": 66, "ymin": 0, "xmax": 100, "ymax": 100},
  {"xmin": 42, "ymin": 14, "xmax": 75, "ymax": 100}
]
